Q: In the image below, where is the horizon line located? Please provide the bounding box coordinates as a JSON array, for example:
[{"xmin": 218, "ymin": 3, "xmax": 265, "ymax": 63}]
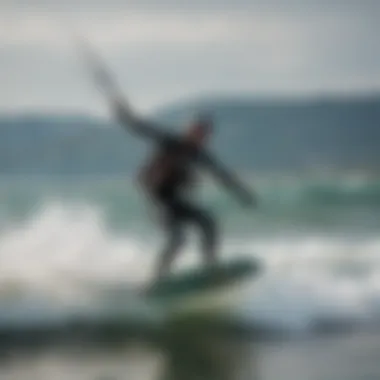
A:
[{"xmin": 1, "ymin": 90, "xmax": 380, "ymax": 119}]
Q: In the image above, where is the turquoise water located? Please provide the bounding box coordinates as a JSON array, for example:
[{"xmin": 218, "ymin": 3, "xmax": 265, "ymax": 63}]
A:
[{"xmin": 2, "ymin": 175, "xmax": 380, "ymax": 234}]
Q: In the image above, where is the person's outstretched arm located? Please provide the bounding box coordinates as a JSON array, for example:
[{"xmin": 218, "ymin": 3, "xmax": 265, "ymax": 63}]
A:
[
  {"xmin": 112, "ymin": 98, "xmax": 172, "ymax": 143},
  {"xmin": 200, "ymin": 151, "xmax": 257, "ymax": 208}
]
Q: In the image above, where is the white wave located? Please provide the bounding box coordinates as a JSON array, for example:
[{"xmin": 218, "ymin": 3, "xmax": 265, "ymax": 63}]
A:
[
  {"xmin": 0, "ymin": 201, "xmax": 379, "ymax": 331},
  {"xmin": 0, "ymin": 201, "xmax": 152, "ymax": 305},
  {"xmin": 230, "ymin": 238, "xmax": 380, "ymax": 330}
]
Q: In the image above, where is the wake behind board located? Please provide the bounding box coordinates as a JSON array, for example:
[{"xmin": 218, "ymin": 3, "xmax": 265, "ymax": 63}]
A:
[{"xmin": 145, "ymin": 256, "xmax": 261, "ymax": 303}]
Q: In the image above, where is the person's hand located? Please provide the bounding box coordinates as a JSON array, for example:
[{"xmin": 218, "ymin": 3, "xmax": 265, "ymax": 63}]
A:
[
  {"xmin": 109, "ymin": 94, "xmax": 135, "ymax": 123},
  {"xmin": 112, "ymin": 98, "xmax": 128, "ymax": 122}
]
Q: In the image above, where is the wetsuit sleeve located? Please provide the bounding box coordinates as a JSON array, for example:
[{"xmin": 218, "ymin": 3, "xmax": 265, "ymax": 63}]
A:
[
  {"xmin": 113, "ymin": 101, "xmax": 172, "ymax": 143},
  {"xmin": 200, "ymin": 151, "xmax": 256, "ymax": 207}
]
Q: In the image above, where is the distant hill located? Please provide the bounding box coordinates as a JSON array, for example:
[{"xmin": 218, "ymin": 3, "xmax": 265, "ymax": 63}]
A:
[{"xmin": 0, "ymin": 95, "xmax": 379, "ymax": 176}]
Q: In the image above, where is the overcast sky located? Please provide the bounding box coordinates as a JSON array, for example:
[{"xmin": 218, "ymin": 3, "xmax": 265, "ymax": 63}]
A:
[{"xmin": 1, "ymin": 0, "xmax": 379, "ymax": 114}]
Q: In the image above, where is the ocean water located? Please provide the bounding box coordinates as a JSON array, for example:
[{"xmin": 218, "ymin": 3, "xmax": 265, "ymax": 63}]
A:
[{"xmin": 0, "ymin": 175, "xmax": 379, "ymax": 379}]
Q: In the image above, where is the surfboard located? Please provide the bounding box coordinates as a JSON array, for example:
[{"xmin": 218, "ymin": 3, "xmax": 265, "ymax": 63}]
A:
[{"xmin": 144, "ymin": 256, "xmax": 261, "ymax": 301}]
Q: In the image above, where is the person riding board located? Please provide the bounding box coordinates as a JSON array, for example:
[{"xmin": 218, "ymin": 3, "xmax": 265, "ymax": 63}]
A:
[{"xmin": 113, "ymin": 100, "xmax": 256, "ymax": 282}]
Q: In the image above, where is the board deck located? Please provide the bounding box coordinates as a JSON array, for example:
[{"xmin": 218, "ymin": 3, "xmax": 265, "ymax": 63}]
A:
[{"xmin": 144, "ymin": 257, "xmax": 260, "ymax": 301}]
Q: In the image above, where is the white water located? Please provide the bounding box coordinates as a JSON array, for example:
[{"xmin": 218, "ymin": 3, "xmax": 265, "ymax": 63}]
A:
[{"xmin": 0, "ymin": 201, "xmax": 379, "ymax": 331}]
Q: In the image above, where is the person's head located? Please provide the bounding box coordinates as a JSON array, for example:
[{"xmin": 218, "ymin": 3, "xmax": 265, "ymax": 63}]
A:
[{"xmin": 186, "ymin": 113, "xmax": 214, "ymax": 146}]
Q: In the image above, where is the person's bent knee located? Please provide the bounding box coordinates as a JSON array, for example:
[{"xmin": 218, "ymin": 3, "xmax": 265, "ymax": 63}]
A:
[{"xmin": 199, "ymin": 211, "xmax": 217, "ymax": 237}]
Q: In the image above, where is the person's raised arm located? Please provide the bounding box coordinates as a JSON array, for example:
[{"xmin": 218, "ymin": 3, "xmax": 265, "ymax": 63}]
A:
[
  {"xmin": 112, "ymin": 98, "xmax": 172, "ymax": 143},
  {"xmin": 75, "ymin": 35, "xmax": 171, "ymax": 143},
  {"xmin": 200, "ymin": 151, "xmax": 257, "ymax": 208}
]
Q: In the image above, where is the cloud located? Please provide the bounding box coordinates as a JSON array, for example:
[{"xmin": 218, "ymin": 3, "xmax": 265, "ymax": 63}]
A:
[{"xmin": 0, "ymin": 1, "xmax": 379, "ymax": 113}]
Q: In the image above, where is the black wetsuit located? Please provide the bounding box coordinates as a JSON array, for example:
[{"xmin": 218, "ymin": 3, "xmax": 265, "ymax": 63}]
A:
[
  {"xmin": 147, "ymin": 135, "xmax": 218, "ymax": 274},
  {"xmin": 116, "ymin": 108, "xmax": 253, "ymax": 278}
]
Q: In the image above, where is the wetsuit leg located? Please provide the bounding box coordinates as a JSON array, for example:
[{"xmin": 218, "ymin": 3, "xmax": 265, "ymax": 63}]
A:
[
  {"xmin": 155, "ymin": 203, "xmax": 186, "ymax": 280},
  {"xmin": 171, "ymin": 199, "xmax": 218, "ymax": 268},
  {"xmin": 155, "ymin": 196, "xmax": 218, "ymax": 280},
  {"xmin": 196, "ymin": 208, "xmax": 218, "ymax": 267}
]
